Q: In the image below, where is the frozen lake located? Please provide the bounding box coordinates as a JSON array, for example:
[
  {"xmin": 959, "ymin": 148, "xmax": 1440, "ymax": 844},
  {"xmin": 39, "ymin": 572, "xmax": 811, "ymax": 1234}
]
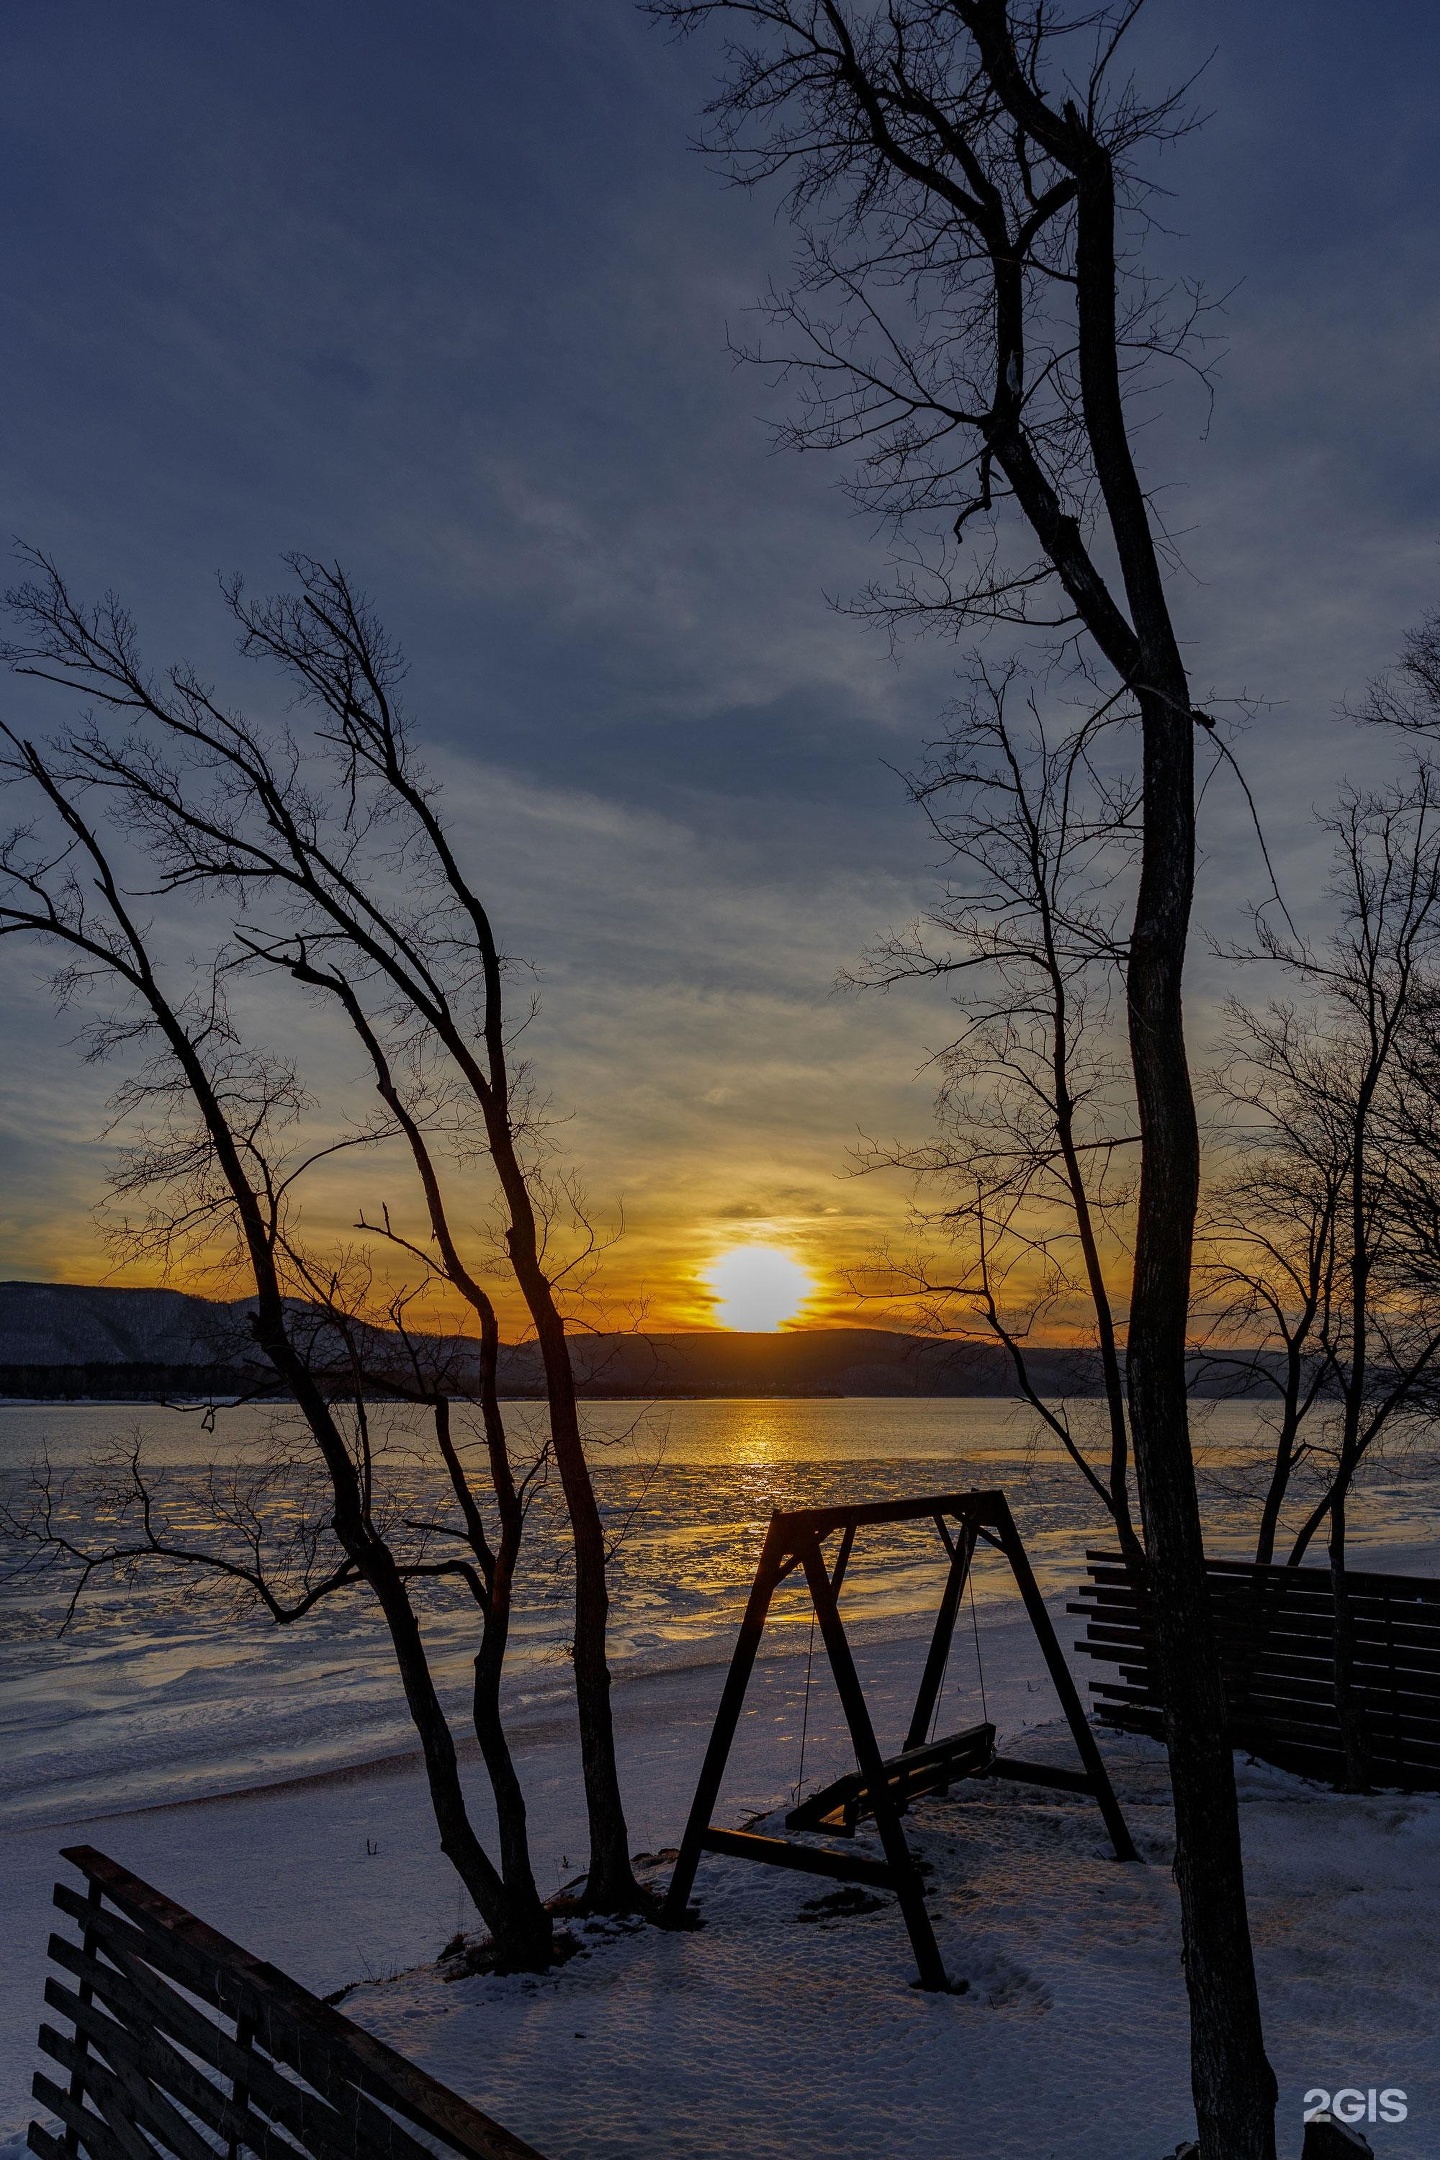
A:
[{"xmin": 3, "ymin": 1395, "xmax": 1439, "ymax": 1826}]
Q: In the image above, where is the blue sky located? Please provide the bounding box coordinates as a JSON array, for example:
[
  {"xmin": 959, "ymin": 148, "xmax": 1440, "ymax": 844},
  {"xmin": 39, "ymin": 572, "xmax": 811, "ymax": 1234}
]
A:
[{"xmin": 2, "ymin": 1, "xmax": 1439, "ymax": 1322}]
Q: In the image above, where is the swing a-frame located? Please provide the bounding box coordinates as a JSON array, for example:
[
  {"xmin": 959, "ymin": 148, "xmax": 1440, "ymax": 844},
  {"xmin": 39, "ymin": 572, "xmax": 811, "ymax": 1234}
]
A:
[{"xmin": 662, "ymin": 1489, "xmax": 1137, "ymax": 1992}]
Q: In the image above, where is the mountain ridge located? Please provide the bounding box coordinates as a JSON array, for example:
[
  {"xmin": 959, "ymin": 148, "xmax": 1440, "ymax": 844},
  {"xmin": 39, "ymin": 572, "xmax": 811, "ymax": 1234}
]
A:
[{"xmin": 0, "ymin": 1280, "xmax": 1268, "ymax": 1399}]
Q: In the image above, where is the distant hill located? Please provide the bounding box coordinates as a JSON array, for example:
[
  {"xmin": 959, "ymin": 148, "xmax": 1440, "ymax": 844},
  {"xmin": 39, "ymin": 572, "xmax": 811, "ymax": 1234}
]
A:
[
  {"xmin": 0, "ymin": 1280, "xmax": 1270, "ymax": 1400},
  {"xmin": 524, "ymin": 1327, "xmax": 1099, "ymax": 1398},
  {"xmin": 0, "ymin": 1281, "xmax": 255, "ymax": 1368}
]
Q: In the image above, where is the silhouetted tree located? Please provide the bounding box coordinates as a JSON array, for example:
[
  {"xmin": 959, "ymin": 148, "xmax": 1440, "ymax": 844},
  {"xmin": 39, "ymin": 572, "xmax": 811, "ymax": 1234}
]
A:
[
  {"xmin": 1203, "ymin": 770, "xmax": 1440, "ymax": 1789},
  {"xmin": 649, "ymin": 5, "xmax": 1269, "ymax": 2143},
  {"xmin": 1195, "ymin": 1043, "xmax": 1346, "ymax": 1570},
  {"xmin": 1, "ymin": 550, "xmax": 645, "ymax": 1924},
  {"xmin": 851, "ymin": 662, "xmax": 1143, "ymax": 1559},
  {"xmin": 0, "ymin": 753, "xmax": 561, "ymax": 1962}
]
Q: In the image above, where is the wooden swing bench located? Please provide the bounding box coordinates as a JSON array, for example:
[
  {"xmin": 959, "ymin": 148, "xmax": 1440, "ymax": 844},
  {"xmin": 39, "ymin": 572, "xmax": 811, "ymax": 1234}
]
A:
[
  {"xmin": 663, "ymin": 1489, "xmax": 1136, "ymax": 1991},
  {"xmin": 785, "ymin": 1719, "xmax": 998, "ymax": 1835}
]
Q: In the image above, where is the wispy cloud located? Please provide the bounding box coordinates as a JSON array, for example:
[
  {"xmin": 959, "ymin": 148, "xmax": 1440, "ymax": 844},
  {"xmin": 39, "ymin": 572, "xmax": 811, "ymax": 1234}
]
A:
[{"xmin": 2, "ymin": 0, "xmax": 1439, "ymax": 1331}]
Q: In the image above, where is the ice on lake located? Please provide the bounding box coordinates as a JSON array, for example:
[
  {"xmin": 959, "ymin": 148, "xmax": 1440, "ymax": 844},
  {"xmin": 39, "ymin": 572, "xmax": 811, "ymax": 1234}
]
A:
[{"xmin": 2, "ymin": 1395, "xmax": 1438, "ymax": 1827}]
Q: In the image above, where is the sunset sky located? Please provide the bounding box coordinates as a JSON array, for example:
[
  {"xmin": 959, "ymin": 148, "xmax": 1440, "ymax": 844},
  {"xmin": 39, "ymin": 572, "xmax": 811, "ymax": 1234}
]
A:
[{"xmin": 3, "ymin": 2, "xmax": 1440, "ymax": 1334}]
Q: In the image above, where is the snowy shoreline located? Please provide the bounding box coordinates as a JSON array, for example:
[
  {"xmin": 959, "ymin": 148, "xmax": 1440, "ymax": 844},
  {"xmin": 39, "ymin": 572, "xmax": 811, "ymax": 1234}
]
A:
[{"xmin": 7, "ymin": 1586, "xmax": 1440, "ymax": 2158}]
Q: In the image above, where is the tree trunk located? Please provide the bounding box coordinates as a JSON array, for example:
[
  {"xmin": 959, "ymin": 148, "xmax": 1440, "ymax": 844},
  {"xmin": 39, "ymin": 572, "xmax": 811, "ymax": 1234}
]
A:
[
  {"xmin": 1328, "ymin": 1493, "xmax": 1372, "ymax": 1793},
  {"xmin": 338, "ymin": 998, "xmax": 551, "ymax": 1918},
  {"xmin": 489, "ymin": 1130, "xmax": 641, "ymax": 1909},
  {"xmin": 1026, "ymin": 105, "xmax": 1279, "ymax": 2148},
  {"xmin": 1254, "ymin": 1389, "xmax": 1302, "ymax": 1569},
  {"xmin": 252, "ymin": 1313, "xmax": 555, "ymax": 1968},
  {"xmin": 362, "ymin": 1534, "xmax": 553, "ymax": 1969},
  {"xmin": 429, "ymin": 1392, "xmax": 547, "ymax": 1914},
  {"xmin": 1125, "ymin": 687, "xmax": 1278, "ymax": 2156},
  {"xmin": 1253, "ymin": 1472, "xmax": 1287, "ymax": 1571},
  {"xmin": 526, "ymin": 1288, "xmax": 643, "ymax": 1909}
]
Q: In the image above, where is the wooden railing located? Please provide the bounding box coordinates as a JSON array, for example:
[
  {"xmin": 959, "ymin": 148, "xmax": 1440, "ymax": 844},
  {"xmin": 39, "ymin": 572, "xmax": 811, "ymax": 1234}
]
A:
[
  {"xmin": 1072, "ymin": 1553, "xmax": 1440, "ymax": 1789},
  {"xmin": 29, "ymin": 1845, "xmax": 547, "ymax": 2160}
]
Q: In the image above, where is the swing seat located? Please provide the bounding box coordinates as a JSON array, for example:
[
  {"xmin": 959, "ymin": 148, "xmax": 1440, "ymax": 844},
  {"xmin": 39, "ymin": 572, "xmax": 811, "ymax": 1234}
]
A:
[{"xmin": 786, "ymin": 1720, "xmax": 997, "ymax": 1837}]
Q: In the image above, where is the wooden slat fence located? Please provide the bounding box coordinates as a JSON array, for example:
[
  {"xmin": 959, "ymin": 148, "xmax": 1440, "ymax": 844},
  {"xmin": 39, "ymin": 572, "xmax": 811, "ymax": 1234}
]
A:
[
  {"xmin": 28, "ymin": 1846, "xmax": 548, "ymax": 2160},
  {"xmin": 1071, "ymin": 1552, "xmax": 1440, "ymax": 1789}
]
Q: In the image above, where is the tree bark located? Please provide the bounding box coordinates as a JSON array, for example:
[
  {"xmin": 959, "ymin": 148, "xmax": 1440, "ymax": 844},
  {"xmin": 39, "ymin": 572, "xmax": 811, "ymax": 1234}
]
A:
[
  {"xmin": 1088, "ymin": 248, "xmax": 1278, "ymax": 2160},
  {"xmin": 1328, "ymin": 1494, "xmax": 1373, "ymax": 1794},
  {"xmin": 1253, "ymin": 1343, "xmax": 1306, "ymax": 1568},
  {"xmin": 1254, "ymin": 1448, "xmax": 1292, "ymax": 1571},
  {"xmin": 969, "ymin": 32, "xmax": 1280, "ymax": 2142},
  {"xmin": 1124, "ymin": 685, "xmax": 1276, "ymax": 2151},
  {"xmin": 431, "ymin": 1395, "xmax": 547, "ymax": 1913},
  {"xmin": 504, "ymin": 1229, "xmax": 641, "ymax": 1910}
]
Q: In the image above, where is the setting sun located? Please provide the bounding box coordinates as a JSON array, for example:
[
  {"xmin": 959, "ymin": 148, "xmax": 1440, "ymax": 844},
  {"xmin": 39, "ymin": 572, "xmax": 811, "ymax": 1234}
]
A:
[{"xmin": 706, "ymin": 1245, "xmax": 815, "ymax": 1332}]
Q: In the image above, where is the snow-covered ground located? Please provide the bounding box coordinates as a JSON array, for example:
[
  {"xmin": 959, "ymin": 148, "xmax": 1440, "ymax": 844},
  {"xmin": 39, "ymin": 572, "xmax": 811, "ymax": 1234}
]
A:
[{"xmin": 6, "ymin": 1589, "xmax": 1440, "ymax": 2160}]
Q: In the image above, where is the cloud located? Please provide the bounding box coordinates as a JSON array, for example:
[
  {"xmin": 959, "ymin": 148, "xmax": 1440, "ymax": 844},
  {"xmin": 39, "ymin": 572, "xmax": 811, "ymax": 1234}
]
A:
[{"xmin": 4, "ymin": 0, "xmax": 1440, "ymax": 1332}]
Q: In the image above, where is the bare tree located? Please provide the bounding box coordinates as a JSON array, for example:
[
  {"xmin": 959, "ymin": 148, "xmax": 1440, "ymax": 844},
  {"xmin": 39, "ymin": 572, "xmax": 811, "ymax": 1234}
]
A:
[
  {"xmin": 1352, "ymin": 605, "xmax": 1440, "ymax": 745},
  {"xmin": 13, "ymin": 1264, "xmax": 561, "ymax": 1947},
  {"xmin": 1, "ymin": 550, "xmax": 646, "ymax": 1917},
  {"xmin": 1194, "ymin": 1035, "xmax": 1345, "ymax": 1570},
  {"xmin": 851, "ymin": 663, "xmax": 1143, "ymax": 1559},
  {"xmin": 648, "ymin": 5, "xmax": 1270, "ymax": 2144},
  {"xmin": 1204, "ymin": 772, "xmax": 1440, "ymax": 1788},
  {"xmin": 0, "ymin": 749, "xmax": 559, "ymax": 1964}
]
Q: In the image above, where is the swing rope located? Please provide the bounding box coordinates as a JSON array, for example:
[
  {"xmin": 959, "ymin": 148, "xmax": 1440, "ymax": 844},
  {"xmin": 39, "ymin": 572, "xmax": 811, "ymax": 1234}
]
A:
[
  {"xmin": 929, "ymin": 1544, "xmax": 990, "ymax": 1744},
  {"xmin": 969, "ymin": 1564, "xmax": 989, "ymax": 1729},
  {"xmin": 793, "ymin": 1610, "xmax": 816, "ymax": 1802},
  {"xmin": 794, "ymin": 1528, "xmax": 991, "ymax": 1798}
]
